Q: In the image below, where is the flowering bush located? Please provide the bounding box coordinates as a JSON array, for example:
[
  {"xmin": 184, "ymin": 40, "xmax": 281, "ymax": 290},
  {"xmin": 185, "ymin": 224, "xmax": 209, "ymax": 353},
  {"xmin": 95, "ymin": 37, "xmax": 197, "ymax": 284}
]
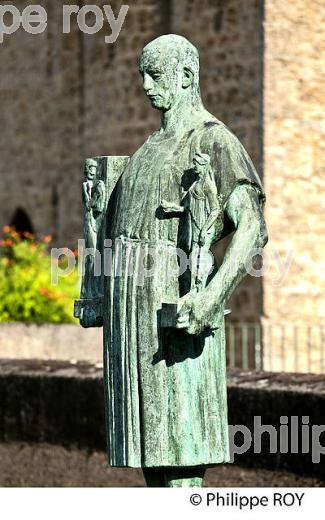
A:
[{"xmin": 0, "ymin": 226, "xmax": 79, "ymax": 323}]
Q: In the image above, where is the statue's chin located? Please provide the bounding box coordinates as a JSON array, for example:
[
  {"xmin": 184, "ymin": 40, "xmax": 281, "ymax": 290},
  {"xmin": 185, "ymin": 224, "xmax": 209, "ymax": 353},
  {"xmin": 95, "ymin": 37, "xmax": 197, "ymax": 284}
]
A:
[
  {"xmin": 147, "ymin": 97, "xmax": 166, "ymax": 110},
  {"xmin": 150, "ymin": 100, "xmax": 163, "ymax": 109}
]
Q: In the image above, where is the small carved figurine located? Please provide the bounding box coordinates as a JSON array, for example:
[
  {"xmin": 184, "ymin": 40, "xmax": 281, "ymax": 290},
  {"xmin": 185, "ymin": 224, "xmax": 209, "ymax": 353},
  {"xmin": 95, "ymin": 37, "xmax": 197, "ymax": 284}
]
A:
[
  {"xmin": 81, "ymin": 158, "xmax": 106, "ymax": 299},
  {"xmin": 161, "ymin": 151, "xmax": 224, "ymax": 291}
]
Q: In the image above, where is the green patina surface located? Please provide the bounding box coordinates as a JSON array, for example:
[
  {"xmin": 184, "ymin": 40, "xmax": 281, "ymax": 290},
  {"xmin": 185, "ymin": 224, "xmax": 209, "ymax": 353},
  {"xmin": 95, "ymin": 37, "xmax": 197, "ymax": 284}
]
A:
[{"xmin": 75, "ymin": 34, "xmax": 268, "ymax": 487}]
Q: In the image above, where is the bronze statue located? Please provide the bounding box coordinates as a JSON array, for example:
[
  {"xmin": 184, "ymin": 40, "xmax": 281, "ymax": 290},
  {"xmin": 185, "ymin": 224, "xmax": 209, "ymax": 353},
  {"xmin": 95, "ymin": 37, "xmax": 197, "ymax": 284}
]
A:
[{"xmin": 75, "ymin": 34, "xmax": 267, "ymax": 487}]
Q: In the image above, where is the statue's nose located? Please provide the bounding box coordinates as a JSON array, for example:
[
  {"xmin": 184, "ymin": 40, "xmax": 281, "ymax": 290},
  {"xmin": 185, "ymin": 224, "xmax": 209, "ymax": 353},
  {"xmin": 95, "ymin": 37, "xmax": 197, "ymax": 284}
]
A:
[{"xmin": 143, "ymin": 73, "xmax": 153, "ymax": 93}]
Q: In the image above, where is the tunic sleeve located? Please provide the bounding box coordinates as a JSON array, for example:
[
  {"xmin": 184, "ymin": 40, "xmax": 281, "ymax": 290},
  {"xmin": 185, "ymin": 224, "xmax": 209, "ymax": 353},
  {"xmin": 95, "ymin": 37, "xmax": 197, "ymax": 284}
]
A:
[{"xmin": 196, "ymin": 121, "xmax": 266, "ymax": 238}]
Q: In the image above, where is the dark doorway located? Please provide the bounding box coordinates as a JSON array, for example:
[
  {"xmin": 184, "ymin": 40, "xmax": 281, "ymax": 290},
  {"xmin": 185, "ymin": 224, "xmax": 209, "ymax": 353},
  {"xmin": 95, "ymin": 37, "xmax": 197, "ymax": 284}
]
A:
[{"xmin": 10, "ymin": 208, "xmax": 34, "ymax": 234}]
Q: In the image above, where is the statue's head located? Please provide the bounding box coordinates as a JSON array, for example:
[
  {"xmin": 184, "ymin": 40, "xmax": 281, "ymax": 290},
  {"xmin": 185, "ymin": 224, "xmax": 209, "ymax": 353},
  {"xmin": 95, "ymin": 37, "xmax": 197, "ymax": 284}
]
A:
[
  {"xmin": 139, "ymin": 34, "xmax": 201, "ymax": 112},
  {"xmin": 84, "ymin": 158, "xmax": 98, "ymax": 181},
  {"xmin": 193, "ymin": 152, "xmax": 211, "ymax": 177}
]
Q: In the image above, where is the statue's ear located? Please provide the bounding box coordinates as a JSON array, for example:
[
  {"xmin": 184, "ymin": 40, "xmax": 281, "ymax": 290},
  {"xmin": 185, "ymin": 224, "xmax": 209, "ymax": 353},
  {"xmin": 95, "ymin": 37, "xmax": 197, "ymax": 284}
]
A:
[{"xmin": 182, "ymin": 67, "xmax": 194, "ymax": 89}]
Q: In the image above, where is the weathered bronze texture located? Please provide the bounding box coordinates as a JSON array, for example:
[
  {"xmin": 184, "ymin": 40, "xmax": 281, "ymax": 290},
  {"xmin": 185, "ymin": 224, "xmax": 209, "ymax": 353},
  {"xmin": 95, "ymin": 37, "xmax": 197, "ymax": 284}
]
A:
[{"xmin": 75, "ymin": 34, "xmax": 267, "ymax": 488}]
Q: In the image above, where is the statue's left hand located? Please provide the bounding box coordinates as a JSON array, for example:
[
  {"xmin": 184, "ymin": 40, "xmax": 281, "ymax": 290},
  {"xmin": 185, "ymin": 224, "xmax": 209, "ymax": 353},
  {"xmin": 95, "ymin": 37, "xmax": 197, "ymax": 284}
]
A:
[{"xmin": 176, "ymin": 289, "xmax": 221, "ymax": 335}]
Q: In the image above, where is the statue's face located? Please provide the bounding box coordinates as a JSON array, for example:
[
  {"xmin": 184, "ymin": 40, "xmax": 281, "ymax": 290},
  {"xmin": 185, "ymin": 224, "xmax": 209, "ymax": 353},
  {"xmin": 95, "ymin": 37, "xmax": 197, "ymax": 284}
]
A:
[
  {"xmin": 193, "ymin": 158, "xmax": 207, "ymax": 178},
  {"xmin": 86, "ymin": 165, "xmax": 97, "ymax": 181},
  {"xmin": 139, "ymin": 50, "xmax": 180, "ymax": 112}
]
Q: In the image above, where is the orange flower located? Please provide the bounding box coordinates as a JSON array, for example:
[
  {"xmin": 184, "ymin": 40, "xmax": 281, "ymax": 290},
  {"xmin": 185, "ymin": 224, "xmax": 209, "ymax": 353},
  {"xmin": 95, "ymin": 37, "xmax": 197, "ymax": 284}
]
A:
[
  {"xmin": 2, "ymin": 225, "xmax": 11, "ymax": 233},
  {"xmin": 4, "ymin": 239, "xmax": 13, "ymax": 247},
  {"xmin": 23, "ymin": 231, "xmax": 34, "ymax": 239},
  {"xmin": 39, "ymin": 287, "xmax": 58, "ymax": 300},
  {"xmin": 43, "ymin": 235, "xmax": 52, "ymax": 244}
]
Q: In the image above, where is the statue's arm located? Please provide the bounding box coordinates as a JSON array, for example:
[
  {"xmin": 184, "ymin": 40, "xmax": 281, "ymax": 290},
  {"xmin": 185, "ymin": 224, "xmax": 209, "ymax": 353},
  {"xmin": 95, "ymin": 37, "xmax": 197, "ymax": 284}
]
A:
[
  {"xmin": 208, "ymin": 184, "xmax": 268, "ymax": 302},
  {"xmin": 177, "ymin": 184, "xmax": 268, "ymax": 335},
  {"xmin": 161, "ymin": 199, "xmax": 185, "ymax": 214},
  {"xmin": 82, "ymin": 182, "xmax": 91, "ymax": 210}
]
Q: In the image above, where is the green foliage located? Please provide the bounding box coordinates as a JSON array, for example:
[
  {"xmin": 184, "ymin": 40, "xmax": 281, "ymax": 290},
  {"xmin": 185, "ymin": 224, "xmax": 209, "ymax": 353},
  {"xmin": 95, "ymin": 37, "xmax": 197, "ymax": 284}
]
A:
[{"xmin": 0, "ymin": 227, "xmax": 80, "ymax": 324}]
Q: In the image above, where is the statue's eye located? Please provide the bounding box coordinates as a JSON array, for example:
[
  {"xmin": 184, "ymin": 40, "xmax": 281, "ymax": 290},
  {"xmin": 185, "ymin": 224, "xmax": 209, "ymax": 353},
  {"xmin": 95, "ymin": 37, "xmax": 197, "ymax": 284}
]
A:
[{"xmin": 151, "ymin": 72, "xmax": 161, "ymax": 80}]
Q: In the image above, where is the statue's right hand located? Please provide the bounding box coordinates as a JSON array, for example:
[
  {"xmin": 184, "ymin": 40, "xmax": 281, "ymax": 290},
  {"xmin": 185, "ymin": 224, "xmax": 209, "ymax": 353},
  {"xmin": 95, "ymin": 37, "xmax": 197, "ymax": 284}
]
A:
[{"xmin": 80, "ymin": 306, "xmax": 103, "ymax": 328}]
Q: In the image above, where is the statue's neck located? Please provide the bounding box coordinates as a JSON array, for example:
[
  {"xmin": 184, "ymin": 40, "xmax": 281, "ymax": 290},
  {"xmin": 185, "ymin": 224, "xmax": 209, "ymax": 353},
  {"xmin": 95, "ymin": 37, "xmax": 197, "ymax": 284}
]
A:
[{"xmin": 159, "ymin": 96, "xmax": 205, "ymax": 134}]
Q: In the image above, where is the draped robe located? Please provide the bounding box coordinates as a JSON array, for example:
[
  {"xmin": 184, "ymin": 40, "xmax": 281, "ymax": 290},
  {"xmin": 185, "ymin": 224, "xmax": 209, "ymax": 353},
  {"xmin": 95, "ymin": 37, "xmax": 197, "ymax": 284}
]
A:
[{"xmin": 103, "ymin": 118, "xmax": 265, "ymax": 467}]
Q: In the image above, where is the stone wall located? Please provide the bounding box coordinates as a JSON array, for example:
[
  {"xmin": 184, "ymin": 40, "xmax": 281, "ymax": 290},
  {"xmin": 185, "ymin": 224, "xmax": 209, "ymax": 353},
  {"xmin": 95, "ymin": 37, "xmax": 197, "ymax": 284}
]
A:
[
  {"xmin": 3, "ymin": 1, "xmax": 324, "ymax": 335},
  {"xmin": 0, "ymin": 0, "xmax": 264, "ymax": 322},
  {"xmin": 0, "ymin": 0, "xmax": 264, "ymax": 244},
  {"xmin": 263, "ymin": 0, "xmax": 325, "ymax": 327},
  {"xmin": 0, "ymin": 323, "xmax": 102, "ymax": 363}
]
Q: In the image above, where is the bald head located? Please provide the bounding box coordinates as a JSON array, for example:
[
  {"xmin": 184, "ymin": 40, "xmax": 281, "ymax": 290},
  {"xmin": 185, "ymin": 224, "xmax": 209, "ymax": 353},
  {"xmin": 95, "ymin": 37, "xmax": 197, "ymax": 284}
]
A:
[
  {"xmin": 139, "ymin": 34, "xmax": 202, "ymax": 112},
  {"xmin": 140, "ymin": 35, "xmax": 199, "ymax": 82}
]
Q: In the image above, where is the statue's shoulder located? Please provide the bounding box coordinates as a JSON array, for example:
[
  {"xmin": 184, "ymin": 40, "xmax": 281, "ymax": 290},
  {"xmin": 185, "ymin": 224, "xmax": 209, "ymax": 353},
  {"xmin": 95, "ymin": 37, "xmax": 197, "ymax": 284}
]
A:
[
  {"xmin": 194, "ymin": 116, "xmax": 242, "ymax": 151},
  {"xmin": 191, "ymin": 114, "xmax": 265, "ymax": 204}
]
